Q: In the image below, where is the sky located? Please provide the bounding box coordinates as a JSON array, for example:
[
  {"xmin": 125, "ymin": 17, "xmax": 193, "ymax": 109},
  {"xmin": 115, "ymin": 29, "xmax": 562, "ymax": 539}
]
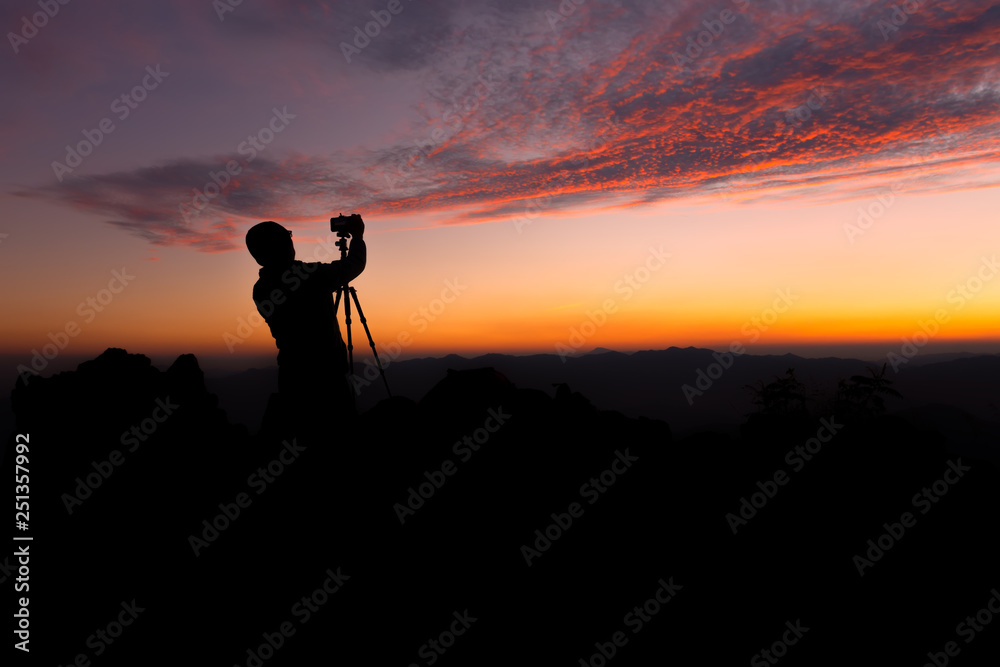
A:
[{"xmin": 2, "ymin": 0, "xmax": 999, "ymax": 385}]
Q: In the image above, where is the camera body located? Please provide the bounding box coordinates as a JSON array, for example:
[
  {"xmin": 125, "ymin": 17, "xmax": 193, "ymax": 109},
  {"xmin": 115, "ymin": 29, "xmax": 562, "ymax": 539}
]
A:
[{"xmin": 331, "ymin": 213, "xmax": 363, "ymax": 235}]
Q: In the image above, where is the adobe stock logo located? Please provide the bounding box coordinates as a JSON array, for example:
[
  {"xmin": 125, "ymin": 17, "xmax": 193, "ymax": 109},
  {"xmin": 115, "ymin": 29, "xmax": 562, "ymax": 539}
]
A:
[
  {"xmin": 233, "ymin": 566, "xmax": 350, "ymax": 667},
  {"xmin": 520, "ymin": 449, "xmax": 638, "ymax": 566},
  {"xmin": 670, "ymin": 0, "xmax": 751, "ymax": 69},
  {"xmin": 7, "ymin": 0, "xmax": 72, "ymax": 54},
  {"xmin": 923, "ymin": 588, "xmax": 1000, "ymax": 667},
  {"xmin": 726, "ymin": 417, "xmax": 843, "ymax": 534},
  {"xmin": 408, "ymin": 610, "xmax": 477, "ymax": 667},
  {"xmin": 51, "ymin": 66, "xmax": 169, "ymax": 182},
  {"xmin": 180, "ymin": 106, "xmax": 295, "ymax": 224},
  {"xmin": 784, "ymin": 87, "xmax": 831, "ymax": 133},
  {"xmin": 751, "ymin": 620, "xmax": 809, "ymax": 666},
  {"xmin": 393, "ymin": 406, "xmax": 511, "ymax": 524},
  {"xmin": 16, "ymin": 268, "xmax": 136, "ymax": 385},
  {"xmin": 555, "ymin": 247, "xmax": 670, "ymax": 362},
  {"xmin": 843, "ymin": 182, "xmax": 905, "ymax": 244},
  {"xmin": 188, "ymin": 439, "xmax": 306, "ymax": 556},
  {"xmin": 852, "ymin": 459, "xmax": 970, "ymax": 576},
  {"xmin": 886, "ymin": 255, "xmax": 999, "ymax": 371},
  {"xmin": 875, "ymin": 0, "xmax": 925, "ymax": 41},
  {"xmin": 340, "ymin": 0, "xmax": 413, "ymax": 64},
  {"xmin": 578, "ymin": 577, "xmax": 683, "ymax": 667},
  {"xmin": 681, "ymin": 288, "xmax": 799, "ymax": 405},
  {"xmin": 61, "ymin": 397, "xmax": 179, "ymax": 515}
]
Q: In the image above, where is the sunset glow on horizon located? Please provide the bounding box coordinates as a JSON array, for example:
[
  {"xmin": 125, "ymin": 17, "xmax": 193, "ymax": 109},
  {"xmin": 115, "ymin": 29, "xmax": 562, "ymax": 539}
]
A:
[{"xmin": 2, "ymin": 0, "xmax": 999, "ymax": 384}]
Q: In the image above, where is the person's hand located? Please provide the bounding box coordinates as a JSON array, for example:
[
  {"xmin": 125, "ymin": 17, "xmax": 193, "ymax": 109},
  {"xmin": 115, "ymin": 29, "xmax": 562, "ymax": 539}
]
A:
[{"xmin": 350, "ymin": 214, "xmax": 365, "ymax": 239}]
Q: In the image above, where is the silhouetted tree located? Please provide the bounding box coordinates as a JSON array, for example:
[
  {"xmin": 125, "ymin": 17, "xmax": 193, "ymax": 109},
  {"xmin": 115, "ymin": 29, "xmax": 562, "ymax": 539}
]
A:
[
  {"xmin": 744, "ymin": 368, "xmax": 810, "ymax": 418},
  {"xmin": 834, "ymin": 363, "xmax": 902, "ymax": 419}
]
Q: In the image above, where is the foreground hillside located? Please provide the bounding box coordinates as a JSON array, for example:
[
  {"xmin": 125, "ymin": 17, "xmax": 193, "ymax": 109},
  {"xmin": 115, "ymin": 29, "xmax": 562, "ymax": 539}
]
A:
[{"xmin": 4, "ymin": 348, "xmax": 999, "ymax": 664}]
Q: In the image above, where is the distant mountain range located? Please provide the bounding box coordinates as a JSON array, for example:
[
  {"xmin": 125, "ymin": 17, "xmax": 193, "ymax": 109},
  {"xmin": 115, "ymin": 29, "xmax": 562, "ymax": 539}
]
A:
[
  {"xmin": 204, "ymin": 347, "xmax": 1000, "ymax": 462},
  {"xmin": 4, "ymin": 347, "xmax": 997, "ymax": 466}
]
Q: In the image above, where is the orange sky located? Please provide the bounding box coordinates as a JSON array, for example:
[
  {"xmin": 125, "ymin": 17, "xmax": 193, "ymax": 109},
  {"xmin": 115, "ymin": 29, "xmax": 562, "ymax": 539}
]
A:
[
  {"xmin": 4, "ymin": 182, "xmax": 998, "ymax": 372},
  {"xmin": 2, "ymin": 0, "xmax": 999, "ymax": 382}
]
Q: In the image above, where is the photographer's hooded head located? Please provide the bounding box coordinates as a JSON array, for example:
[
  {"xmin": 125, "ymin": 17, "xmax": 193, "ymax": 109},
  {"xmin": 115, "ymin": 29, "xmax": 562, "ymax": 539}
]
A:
[{"xmin": 246, "ymin": 221, "xmax": 294, "ymax": 267}]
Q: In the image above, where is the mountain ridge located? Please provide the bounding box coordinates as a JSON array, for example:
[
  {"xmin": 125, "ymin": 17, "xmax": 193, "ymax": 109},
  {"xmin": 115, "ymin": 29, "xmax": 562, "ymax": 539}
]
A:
[{"xmin": 201, "ymin": 347, "xmax": 1000, "ymax": 450}]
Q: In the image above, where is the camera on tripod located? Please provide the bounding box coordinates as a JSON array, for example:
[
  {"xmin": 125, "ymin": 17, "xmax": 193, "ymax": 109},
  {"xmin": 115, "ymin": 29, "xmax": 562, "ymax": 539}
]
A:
[
  {"xmin": 331, "ymin": 213, "xmax": 363, "ymax": 236},
  {"xmin": 327, "ymin": 211, "xmax": 391, "ymax": 398}
]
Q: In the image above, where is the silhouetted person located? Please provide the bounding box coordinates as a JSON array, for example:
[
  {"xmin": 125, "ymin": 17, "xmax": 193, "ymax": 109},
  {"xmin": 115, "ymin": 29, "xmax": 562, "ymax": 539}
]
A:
[{"xmin": 245, "ymin": 218, "xmax": 366, "ymax": 441}]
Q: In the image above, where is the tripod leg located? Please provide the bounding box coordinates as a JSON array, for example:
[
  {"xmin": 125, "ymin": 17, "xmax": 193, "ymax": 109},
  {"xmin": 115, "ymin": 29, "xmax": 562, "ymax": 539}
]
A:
[
  {"xmin": 349, "ymin": 286, "xmax": 392, "ymax": 398},
  {"xmin": 343, "ymin": 284, "xmax": 354, "ymax": 375}
]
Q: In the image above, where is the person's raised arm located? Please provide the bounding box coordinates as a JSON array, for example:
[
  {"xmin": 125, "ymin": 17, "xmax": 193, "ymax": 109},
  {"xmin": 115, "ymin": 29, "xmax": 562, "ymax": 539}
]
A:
[
  {"xmin": 340, "ymin": 233, "xmax": 366, "ymax": 284},
  {"xmin": 317, "ymin": 217, "xmax": 366, "ymax": 289}
]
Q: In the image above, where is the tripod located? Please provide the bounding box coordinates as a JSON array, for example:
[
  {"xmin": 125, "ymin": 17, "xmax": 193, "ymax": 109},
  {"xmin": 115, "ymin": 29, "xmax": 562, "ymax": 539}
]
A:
[{"xmin": 332, "ymin": 231, "xmax": 391, "ymax": 397}]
